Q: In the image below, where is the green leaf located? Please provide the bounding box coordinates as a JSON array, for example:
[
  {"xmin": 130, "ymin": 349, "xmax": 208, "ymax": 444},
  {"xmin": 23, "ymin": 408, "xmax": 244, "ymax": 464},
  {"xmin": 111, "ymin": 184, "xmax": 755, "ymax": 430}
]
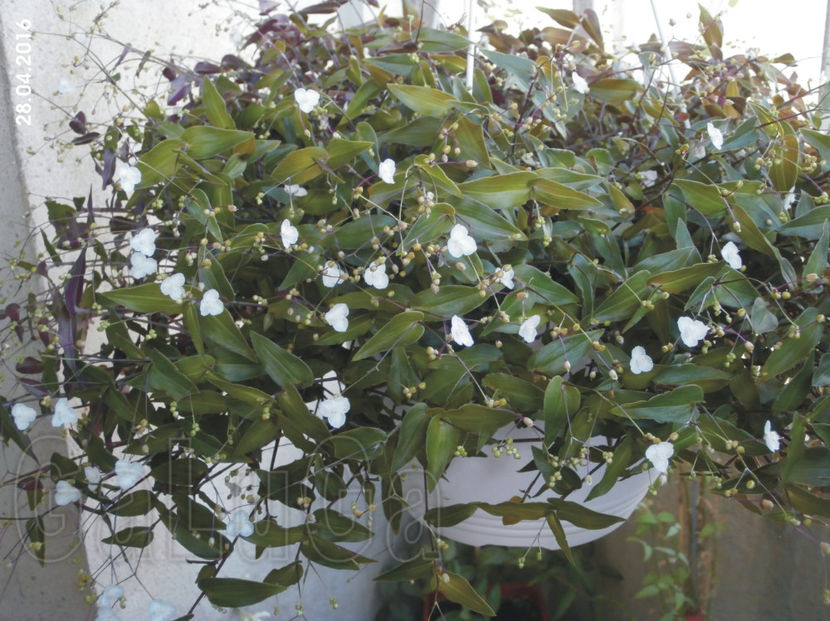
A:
[
  {"xmin": 673, "ymin": 179, "xmax": 727, "ymax": 216},
  {"xmin": 201, "ymin": 311, "xmax": 257, "ymax": 361},
  {"xmin": 769, "ymin": 128, "xmax": 799, "ymax": 192},
  {"xmin": 432, "ymin": 404, "xmax": 516, "ymax": 435},
  {"xmin": 328, "ymin": 427, "xmax": 386, "ymax": 459},
  {"xmin": 374, "ymin": 557, "xmax": 435, "ymax": 582},
  {"xmin": 783, "ymin": 447, "xmax": 830, "ymax": 486},
  {"xmin": 391, "ymin": 403, "xmax": 430, "ymax": 471},
  {"xmin": 458, "ymin": 172, "xmax": 535, "ymax": 209},
  {"xmin": 546, "ymin": 513, "xmax": 575, "ymax": 565},
  {"xmin": 531, "ymin": 178, "xmax": 602, "ymax": 210},
  {"xmin": 148, "ymin": 349, "xmax": 197, "ymax": 399},
  {"xmin": 109, "ymin": 490, "xmax": 154, "ymax": 517},
  {"xmin": 803, "ymin": 222, "xmax": 829, "ymax": 278},
  {"xmin": 749, "ymin": 297, "xmax": 778, "ymax": 334},
  {"xmin": 786, "ymin": 484, "xmax": 830, "ymax": 518},
  {"xmin": 150, "ymin": 458, "xmax": 208, "ymax": 489},
  {"xmin": 250, "ymin": 332, "xmax": 314, "ymax": 387},
  {"xmin": 586, "ymin": 437, "xmax": 633, "ymax": 501},
  {"xmin": 413, "ymin": 286, "xmax": 486, "ymax": 317},
  {"xmin": 547, "ymin": 497, "xmax": 625, "ymax": 529},
  {"xmin": 100, "ymin": 284, "xmax": 184, "ymax": 315},
  {"xmin": 594, "ymin": 271, "xmax": 651, "ymax": 323},
  {"xmin": 101, "ymin": 527, "xmax": 154, "ymax": 548},
  {"xmin": 587, "ymin": 78, "xmax": 642, "ymax": 103},
  {"xmin": 454, "ymin": 199, "xmax": 524, "ymax": 241},
  {"xmin": 326, "ymin": 138, "xmax": 373, "ymax": 169},
  {"xmin": 247, "ymin": 519, "xmax": 307, "ymax": 548},
  {"xmin": 529, "ymin": 330, "xmax": 602, "ymax": 375},
  {"xmin": 780, "ymin": 206, "xmax": 830, "ymax": 240},
  {"xmin": 762, "ymin": 323, "xmax": 823, "ymax": 379},
  {"xmin": 611, "ymin": 385, "xmax": 703, "ymax": 423},
  {"xmin": 543, "ymin": 377, "xmax": 580, "ymax": 445},
  {"xmin": 482, "ymin": 373, "xmax": 543, "ymax": 412},
  {"xmin": 647, "ymin": 262, "xmax": 723, "ymax": 295},
  {"xmin": 201, "ymin": 79, "xmax": 234, "ymax": 129},
  {"xmin": 181, "ymin": 126, "xmax": 253, "ymax": 159},
  {"xmin": 136, "ymin": 138, "xmax": 184, "ymax": 186},
  {"xmin": 423, "ymin": 503, "xmax": 478, "ymax": 527},
  {"xmin": 438, "ymin": 572, "xmax": 496, "ymax": 617},
  {"xmin": 300, "ymin": 535, "xmax": 375, "ymax": 569},
  {"xmin": 352, "ymin": 311, "xmax": 425, "ymax": 361},
  {"xmin": 426, "ymin": 417, "xmax": 461, "ymax": 492},
  {"xmin": 198, "ymin": 578, "xmax": 281, "ymax": 607},
  {"xmin": 271, "ymin": 146, "xmax": 328, "ymax": 184},
  {"xmin": 387, "ymin": 84, "xmax": 457, "ymax": 116},
  {"xmin": 313, "ymin": 508, "xmax": 372, "ymax": 542}
]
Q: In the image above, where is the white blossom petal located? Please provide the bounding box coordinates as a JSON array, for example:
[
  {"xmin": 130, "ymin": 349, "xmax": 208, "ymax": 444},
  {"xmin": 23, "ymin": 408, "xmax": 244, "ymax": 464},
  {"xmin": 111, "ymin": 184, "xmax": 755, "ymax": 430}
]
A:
[
  {"xmin": 115, "ymin": 459, "xmax": 146, "ymax": 490},
  {"xmin": 677, "ymin": 316, "xmax": 708, "ymax": 348},
  {"xmin": 447, "ymin": 224, "xmax": 477, "ymax": 258},
  {"xmin": 52, "ymin": 398, "xmax": 78, "ymax": 428},
  {"xmin": 199, "ymin": 289, "xmax": 224, "ymax": 316},
  {"xmin": 115, "ymin": 164, "xmax": 142, "ymax": 195},
  {"xmin": 85, "ymin": 466, "xmax": 102, "ymax": 491},
  {"xmin": 318, "ymin": 395, "xmax": 350, "ymax": 428},
  {"xmin": 55, "ymin": 480, "xmax": 82, "ymax": 506},
  {"xmin": 518, "ymin": 315, "xmax": 541, "ymax": 343},
  {"xmin": 97, "ymin": 584, "xmax": 124, "ymax": 609},
  {"xmin": 130, "ymin": 228, "xmax": 157, "ymax": 257},
  {"xmin": 706, "ymin": 122, "xmax": 723, "ymax": 150},
  {"xmin": 11, "ymin": 403, "xmax": 37, "ymax": 431},
  {"xmin": 572, "ymin": 72, "xmax": 589, "ymax": 94},
  {"xmin": 294, "ymin": 88, "xmax": 320, "ymax": 113},
  {"xmin": 324, "ymin": 303, "xmax": 349, "ymax": 332},
  {"xmin": 129, "ymin": 252, "xmax": 158, "ymax": 279},
  {"xmin": 721, "ymin": 241, "xmax": 742, "ymax": 270},
  {"xmin": 645, "ymin": 441, "xmax": 674, "ymax": 474},
  {"xmin": 283, "ymin": 184, "xmax": 308, "ymax": 197},
  {"xmin": 363, "ymin": 263, "xmax": 389, "ymax": 289},
  {"xmin": 763, "ymin": 420, "xmax": 781, "ymax": 452},
  {"xmin": 499, "ymin": 267, "xmax": 514, "ymax": 289},
  {"xmin": 57, "ymin": 76, "xmax": 75, "ymax": 95},
  {"xmin": 450, "ymin": 315, "xmax": 474, "ymax": 347},
  {"xmin": 378, "ymin": 158, "xmax": 396, "ymax": 184},
  {"xmin": 280, "ymin": 219, "xmax": 299, "ymax": 248},
  {"xmin": 225, "ymin": 509, "xmax": 254, "ymax": 538},
  {"xmin": 148, "ymin": 600, "xmax": 177, "ymax": 621},
  {"xmin": 160, "ymin": 273, "xmax": 186, "ymax": 302},
  {"xmin": 321, "ymin": 263, "xmax": 345, "ymax": 288},
  {"xmin": 641, "ymin": 170, "xmax": 658, "ymax": 187},
  {"xmin": 629, "ymin": 345, "xmax": 654, "ymax": 375}
]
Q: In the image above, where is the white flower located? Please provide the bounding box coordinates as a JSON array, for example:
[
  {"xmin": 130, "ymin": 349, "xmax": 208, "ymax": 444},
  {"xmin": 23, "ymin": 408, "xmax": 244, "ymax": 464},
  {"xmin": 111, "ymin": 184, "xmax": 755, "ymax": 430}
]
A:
[
  {"xmin": 130, "ymin": 228, "xmax": 157, "ymax": 257},
  {"xmin": 447, "ymin": 224, "xmax": 477, "ymax": 258},
  {"xmin": 572, "ymin": 72, "xmax": 589, "ymax": 94},
  {"xmin": 450, "ymin": 315, "xmax": 474, "ymax": 347},
  {"xmin": 364, "ymin": 263, "xmax": 389, "ymax": 289},
  {"xmin": 378, "ymin": 158, "xmax": 396, "ymax": 184},
  {"xmin": 498, "ymin": 267, "xmax": 515, "ymax": 289},
  {"xmin": 115, "ymin": 164, "xmax": 142, "ymax": 195},
  {"xmin": 321, "ymin": 262, "xmax": 345, "ymax": 288},
  {"xmin": 97, "ymin": 584, "xmax": 124, "ymax": 609},
  {"xmin": 129, "ymin": 252, "xmax": 158, "ymax": 279},
  {"xmin": 280, "ymin": 219, "xmax": 299, "ymax": 248},
  {"xmin": 115, "ymin": 459, "xmax": 146, "ymax": 490},
  {"xmin": 160, "ymin": 273, "xmax": 186, "ymax": 302},
  {"xmin": 721, "ymin": 241, "xmax": 742, "ymax": 270},
  {"xmin": 641, "ymin": 170, "xmax": 658, "ymax": 187},
  {"xmin": 690, "ymin": 142, "xmax": 706, "ymax": 160},
  {"xmin": 763, "ymin": 420, "xmax": 781, "ymax": 453},
  {"xmin": 241, "ymin": 612, "xmax": 270, "ymax": 621},
  {"xmin": 629, "ymin": 346, "xmax": 654, "ymax": 375},
  {"xmin": 283, "ymin": 184, "xmax": 308, "ymax": 197},
  {"xmin": 645, "ymin": 441, "xmax": 674, "ymax": 474},
  {"xmin": 677, "ymin": 316, "xmax": 708, "ymax": 348},
  {"xmin": 54, "ymin": 480, "xmax": 82, "ymax": 506},
  {"xmin": 85, "ymin": 466, "xmax": 102, "ymax": 491},
  {"xmin": 57, "ymin": 76, "xmax": 75, "ymax": 95},
  {"xmin": 294, "ymin": 88, "xmax": 320, "ymax": 113},
  {"xmin": 706, "ymin": 122, "xmax": 723, "ymax": 150},
  {"xmin": 199, "ymin": 289, "xmax": 224, "ymax": 316},
  {"xmin": 11, "ymin": 403, "xmax": 37, "ymax": 431},
  {"xmin": 52, "ymin": 398, "xmax": 78, "ymax": 428},
  {"xmin": 225, "ymin": 509, "xmax": 254, "ymax": 538},
  {"xmin": 148, "ymin": 599, "xmax": 177, "ymax": 621},
  {"xmin": 318, "ymin": 395, "xmax": 350, "ymax": 428},
  {"xmin": 96, "ymin": 609, "xmax": 120, "ymax": 621},
  {"xmin": 324, "ymin": 303, "xmax": 349, "ymax": 332},
  {"xmin": 518, "ymin": 315, "xmax": 541, "ymax": 343}
]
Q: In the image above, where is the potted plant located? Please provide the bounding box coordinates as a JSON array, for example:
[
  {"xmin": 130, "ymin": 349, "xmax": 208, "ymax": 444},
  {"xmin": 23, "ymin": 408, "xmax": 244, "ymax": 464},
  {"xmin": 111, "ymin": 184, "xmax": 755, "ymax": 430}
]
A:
[{"xmin": 2, "ymin": 3, "xmax": 829, "ymax": 617}]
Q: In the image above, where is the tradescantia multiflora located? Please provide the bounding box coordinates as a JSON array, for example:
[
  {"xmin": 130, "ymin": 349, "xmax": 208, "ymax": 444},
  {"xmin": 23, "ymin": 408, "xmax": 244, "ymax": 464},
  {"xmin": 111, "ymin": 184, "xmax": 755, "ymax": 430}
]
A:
[{"xmin": 1, "ymin": 4, "xmax": 830, "ymax": 615}]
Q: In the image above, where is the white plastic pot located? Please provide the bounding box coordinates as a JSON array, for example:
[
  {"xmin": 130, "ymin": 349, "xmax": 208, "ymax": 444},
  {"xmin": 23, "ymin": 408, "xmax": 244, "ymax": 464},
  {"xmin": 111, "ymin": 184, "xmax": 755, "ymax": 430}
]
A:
[{"xmin": 403, "ymin": 426, "xmax": 655, "ymax": 550}]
